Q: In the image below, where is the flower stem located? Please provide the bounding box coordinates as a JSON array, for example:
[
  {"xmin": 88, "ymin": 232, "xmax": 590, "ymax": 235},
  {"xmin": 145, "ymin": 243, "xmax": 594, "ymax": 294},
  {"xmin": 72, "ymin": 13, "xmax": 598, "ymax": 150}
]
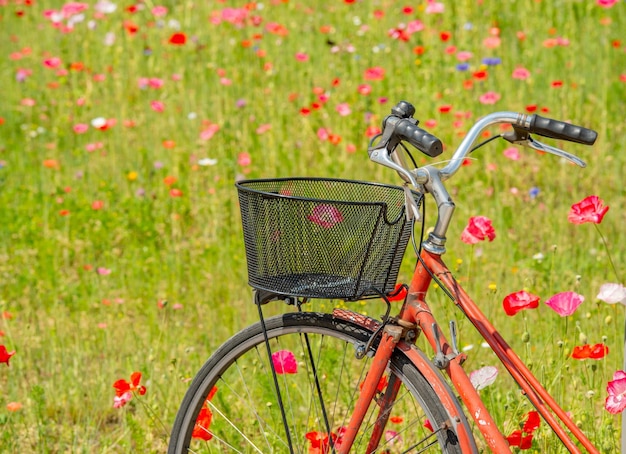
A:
[
  {"xmin": 595, "ymin": 224, "xmax": 626, "ymax": 451},
  {"xmin": 593, "ymin": 224, "xmax": 622, "ymax": 282}
]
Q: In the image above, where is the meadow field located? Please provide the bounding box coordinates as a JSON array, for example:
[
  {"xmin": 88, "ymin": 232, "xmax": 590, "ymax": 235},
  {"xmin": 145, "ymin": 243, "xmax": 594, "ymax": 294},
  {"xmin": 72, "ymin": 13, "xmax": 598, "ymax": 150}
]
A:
[{"xmin": 1, "ymin": 0, "xmax": 625, "ymax": 452}]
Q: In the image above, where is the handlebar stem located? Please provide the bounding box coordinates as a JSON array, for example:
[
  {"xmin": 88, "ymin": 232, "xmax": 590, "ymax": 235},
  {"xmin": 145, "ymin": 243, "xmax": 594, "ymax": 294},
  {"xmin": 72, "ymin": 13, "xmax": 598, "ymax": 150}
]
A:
[{"xmin": 416, "ymin": 166, "xmax": 455, "ymax": 254}]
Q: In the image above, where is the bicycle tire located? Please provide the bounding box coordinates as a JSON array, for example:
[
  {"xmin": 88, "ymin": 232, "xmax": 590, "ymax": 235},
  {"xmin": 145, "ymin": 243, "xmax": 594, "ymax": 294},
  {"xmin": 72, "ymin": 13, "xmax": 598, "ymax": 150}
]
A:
[{"xmin": 168, "ymin": 311, "xmax": 475, "ymax": 453}]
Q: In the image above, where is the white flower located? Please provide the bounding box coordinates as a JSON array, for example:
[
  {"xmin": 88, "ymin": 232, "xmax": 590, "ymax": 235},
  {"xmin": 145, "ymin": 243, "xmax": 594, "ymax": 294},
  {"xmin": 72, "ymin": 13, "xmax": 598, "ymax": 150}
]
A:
[
  {"xmin": 95, "ymin": 1, "xmax": 117, "ymax": 14},
  {"xmin": 469, "ymin": 366, "xmax": 498, "ymax": 391},
  {"xmin": 198, "ymin": 158, "xmax": 218, "ymax": 166},
  {"xmin": 597, "ymin": 283, "xmax": 626, "ymax": 305},
  {"xmin": 91, "ymin": 117, "xmax": 107, "ymax": 129}
]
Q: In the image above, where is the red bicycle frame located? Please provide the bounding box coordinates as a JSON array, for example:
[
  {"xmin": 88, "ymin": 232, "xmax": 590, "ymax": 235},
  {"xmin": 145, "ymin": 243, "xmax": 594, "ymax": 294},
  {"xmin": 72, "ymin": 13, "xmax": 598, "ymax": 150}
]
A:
[{"xmin": 337, "ymin": 248, "xmax": 600, "ymax": 453}]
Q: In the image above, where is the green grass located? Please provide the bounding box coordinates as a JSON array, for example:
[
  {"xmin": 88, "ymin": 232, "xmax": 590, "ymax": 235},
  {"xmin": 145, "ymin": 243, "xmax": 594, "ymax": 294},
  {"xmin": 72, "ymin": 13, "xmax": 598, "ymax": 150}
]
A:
[{"xmin": 0, "ymin": 0, "xmax": 625, "ymax": 452}]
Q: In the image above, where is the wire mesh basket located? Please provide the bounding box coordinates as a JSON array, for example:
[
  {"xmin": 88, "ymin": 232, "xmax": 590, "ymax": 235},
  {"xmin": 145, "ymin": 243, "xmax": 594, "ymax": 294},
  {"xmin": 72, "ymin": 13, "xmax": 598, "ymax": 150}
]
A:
[{"xmin": 236, "ymin": 178, "xmax": 419, "ymax": 301}]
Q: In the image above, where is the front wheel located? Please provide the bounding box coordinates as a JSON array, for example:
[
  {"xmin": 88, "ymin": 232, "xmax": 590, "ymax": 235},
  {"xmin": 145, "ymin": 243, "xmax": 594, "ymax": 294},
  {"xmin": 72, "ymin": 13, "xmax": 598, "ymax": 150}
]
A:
[{"xmin": 168, "ymin": 311, "xmax": 475, "ymax": 453}]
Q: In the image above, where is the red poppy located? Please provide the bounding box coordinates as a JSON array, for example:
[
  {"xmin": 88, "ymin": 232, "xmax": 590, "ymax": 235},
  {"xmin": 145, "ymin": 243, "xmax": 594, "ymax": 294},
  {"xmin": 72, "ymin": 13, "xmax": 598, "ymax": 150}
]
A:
[
  {"xmin": 360, "ymin": 374, "xmax": 388, "ymax": 393},
  {"xmin": 502, "ymin": 290, "xmax": 540, "ymax": 316},
  {"xmin": 163, "ymin": 175, "xmax": 177, "ymax": 186},
  {"xmin": 305, "ymin": 431, "xmax": 337, "ymax": 453},
  {"xmin": 113, "ymin": 371, "xmax": 147, "ymax": 397},
  {"xmin": 506, "ymin": 430, "xmax": 533, "ymax": 449},
  {"xmin": 0, "ymin": 345, "xmax": 16, "ymax": 366},
  {"xmin": 461, "ymin": 216, "xmax": 496, "ymax": 244},
  {"xmin": 472, "ymin": 70, "xmax": 488, "ymax": 81},
  {"xmin": 506, "ymin": 411, "xmax": 540, "ymax": 450},
  {"xmin": 169, "ymin": 32, "xmax": 187, "ymax": 45},
  {"xmin": 192, "ymin": 407, "xmax": 213, "ymax": 440},
  {"xmin": 123, "ymin": 20, "xmax": 139, "ymax": 35},
  {"xmin": 192, "ymin": 387, "xmax": 218, "ymax": 440},
  {"xmin": 364, "ymin": 67, "xmax": 385, "ymax": 81},
  {"xmin": 91, "ymin": 200, "xmax": 104, "ymax": 210},
  {"xmin": 572, "ymin": 343, "xmax": 609, "ymax": 360},
  {"xmin": 568, "ymin": 195, "xmax": 609, "ymax": 225}
]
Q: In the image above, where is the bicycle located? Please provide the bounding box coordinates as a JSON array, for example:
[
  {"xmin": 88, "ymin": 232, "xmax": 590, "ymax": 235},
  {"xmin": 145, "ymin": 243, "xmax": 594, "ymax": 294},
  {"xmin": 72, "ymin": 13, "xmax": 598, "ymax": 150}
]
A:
[{"xmin": 168, "ymin": 101, "xmax": 599, "ymax": 453}]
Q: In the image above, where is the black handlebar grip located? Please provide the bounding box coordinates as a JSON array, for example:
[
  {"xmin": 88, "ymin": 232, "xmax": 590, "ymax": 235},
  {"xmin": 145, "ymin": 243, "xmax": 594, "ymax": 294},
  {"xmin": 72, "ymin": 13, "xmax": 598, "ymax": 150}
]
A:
[
  {"xmin": 395, "ymin": 119, "xmax": 443, "ymax": 157},
  {"xmin": 529, "ymin": 115, "xmax": 598, "ymax": 145}
]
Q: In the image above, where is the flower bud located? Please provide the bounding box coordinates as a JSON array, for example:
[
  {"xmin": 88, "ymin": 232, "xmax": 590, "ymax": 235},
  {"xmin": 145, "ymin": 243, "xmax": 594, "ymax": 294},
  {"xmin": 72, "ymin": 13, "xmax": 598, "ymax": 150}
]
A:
[
  {"xmin": 579, "ymin": 333, "xmax": 588, "ymax": 344},
  {"xmin": 521, "ymin": 332, "xmax": 530, "ymax": 343}
]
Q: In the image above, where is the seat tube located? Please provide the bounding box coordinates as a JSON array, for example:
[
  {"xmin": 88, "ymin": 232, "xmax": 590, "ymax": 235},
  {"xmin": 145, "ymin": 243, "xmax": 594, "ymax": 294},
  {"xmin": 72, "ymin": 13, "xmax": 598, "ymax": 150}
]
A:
[{"xmin": 338, "ymin": 326, "xmax": 402, "ymax": 454}]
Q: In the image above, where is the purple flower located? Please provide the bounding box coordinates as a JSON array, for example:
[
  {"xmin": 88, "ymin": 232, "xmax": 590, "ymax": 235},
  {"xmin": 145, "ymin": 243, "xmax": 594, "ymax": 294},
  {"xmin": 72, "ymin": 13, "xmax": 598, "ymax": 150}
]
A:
[{"xmin": 482, "ymin": 57, "xmax": 502, "ymax": 66}]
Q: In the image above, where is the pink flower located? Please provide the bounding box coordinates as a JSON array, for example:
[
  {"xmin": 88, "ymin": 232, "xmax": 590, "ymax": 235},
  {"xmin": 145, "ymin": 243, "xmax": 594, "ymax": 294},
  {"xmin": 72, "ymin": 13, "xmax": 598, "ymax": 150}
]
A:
[
  {"xmin": 237, "ymin": 152, "xmax": 251, "ymax": 166},
  {"xmin": 317, "ymin": 128, "xmax": 329, "ymax": 141},
  {"xmin": 62, "ymin": 2, "xmax": 89, "ymax": 18},
  {"xmin": 150, "ymin": 100, "xmax": 165, "ymax": 112},
  {"xmin": 97, "ymin": 267, "xmax": 111, "ymax": 275},
  {"xmin": 308, "ymin": 204, "xmax": 344, "ymax": 228},
  {"xmin": 384, "ymin": 430, "xmax": 402, "ymax": 444},
  {"xmin": 605, "ymin": 371, "xmax": 626, "ymax": 414},
  {"xmin": 456, "ymin": 51, "xmax": 473, "ymax": 62},
  {"xmin": 73, "ymin": 123, "xmax": 89, "ymax": 134},
  {"xmin": 151, "ymin": 5, "xmax": 168, "ymax": 17},
  {"xmin": 364, "ymin": 67, "xmax": 385, "ymax": 81},
  {"xmin": 294, "ymin": 52, "xmax": 309, "ymax": 62},
  {"xmin": 406, "ymin": 20, "xmax": 424, "ymax": 34},
  {"xmin": 469, "ymin": 366, "xmax": 498, "ymax": 390},
  {"xmin": 545, "ymin": 292, "xmax": 584, "ymax": 317},
  {"xmin": 336, "ymin": 103, "xmax": 351, "ymax": 116},
  {"xmin": 358, "ymin": 84, "xmax": 372, "ymax": 95},
  {"xmin": 503, "ymin": 290, "xmax": 540, "ymax": 316},
  {"xmin": 512, "ymin": 67, "xmax": 531, "ymax": 80},
  {"xmin": 503, "ymin": 147, "xmax": 520, "ymax": 160},
  {"xmin": 483, "ymin": 36, "xmax": 501, "ymax": 49},
  {"xmin": 425, "ymin": 1, "xmax": 445, "ymax": 13},
  {"xmin": 567, "ymin": 195, "xmax": 609, "ymax": 224},
  {"xmin": 200, "ymin": 123, "xmax": 220, "ymax": 141},
  {"xmin": 255, "ymin": 124, "xmax": 271, "ymax": 134},
  {"xmin": 271, "ymin": 350, "xmax": 297, "ymax": 374},
  {"xmin": 597, "ymin": 0, "xmax": 619, "ymax": 8},
  {"xmin": 479, "ymin": 91, "xmax": 501, "ymax": 105},
  {"xmin": 16, "ymin": 68, "xmax": 32, "ymax": 82},
  {"xmin": 461, "ymin": 216, "xmax": 496, "ymax": 244},
  {"xmin": 597, "ymin": 283, "xmax": 626, "ymax": 305},
  {"xmin": 43, "ymin": 57, "xmax": 62, "ymax": 68},
  {"xmin": 113, "ymin": 391, "xmax": 132, "ymax": 408}
]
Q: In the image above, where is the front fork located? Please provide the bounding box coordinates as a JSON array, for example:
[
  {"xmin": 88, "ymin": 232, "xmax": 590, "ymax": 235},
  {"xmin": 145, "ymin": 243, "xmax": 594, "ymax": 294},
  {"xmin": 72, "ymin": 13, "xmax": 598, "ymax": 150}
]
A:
[{"xmin": 337, "ymin": 325, "xmax": 404, "ymax": 454}]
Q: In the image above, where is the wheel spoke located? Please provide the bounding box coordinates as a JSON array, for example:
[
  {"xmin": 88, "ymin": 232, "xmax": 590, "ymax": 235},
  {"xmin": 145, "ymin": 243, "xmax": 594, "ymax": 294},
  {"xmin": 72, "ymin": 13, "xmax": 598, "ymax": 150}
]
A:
[{"xmin": 168, "ymin": 312, "xmax": 474, "ymax": 453}]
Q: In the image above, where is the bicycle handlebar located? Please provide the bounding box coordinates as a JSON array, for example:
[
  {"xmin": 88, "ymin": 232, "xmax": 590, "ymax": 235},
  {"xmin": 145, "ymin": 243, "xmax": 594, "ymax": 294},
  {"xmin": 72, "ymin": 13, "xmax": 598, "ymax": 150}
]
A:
[
  {"xmin": 524, "ymin": 114, "xmax": 597, "ymax": 145},
  {"xmin": 386, "ymin": 116, "xmax": 444, "ymax": 157},
  {"xmin": 369, "ymin": 101, "xmax": 598, "ymax": 184}
]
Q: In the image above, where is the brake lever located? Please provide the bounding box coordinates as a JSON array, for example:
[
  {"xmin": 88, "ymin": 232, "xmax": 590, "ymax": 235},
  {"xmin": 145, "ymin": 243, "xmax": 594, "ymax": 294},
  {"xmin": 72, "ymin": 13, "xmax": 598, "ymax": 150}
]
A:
[
  {"xmin": 503, "ymin": 128, "xmax": 587, "ymax": 168},
  {"xmin": 525, "ymin": 137, "xmax": 587, "ymax": 168}
]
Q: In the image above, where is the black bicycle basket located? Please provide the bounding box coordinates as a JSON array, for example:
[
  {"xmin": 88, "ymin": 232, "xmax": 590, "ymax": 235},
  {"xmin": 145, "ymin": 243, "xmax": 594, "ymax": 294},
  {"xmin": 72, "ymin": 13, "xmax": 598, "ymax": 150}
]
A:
[{"xmin": 236, "ymin": 177, "xmax": 419, "ymax": 301}]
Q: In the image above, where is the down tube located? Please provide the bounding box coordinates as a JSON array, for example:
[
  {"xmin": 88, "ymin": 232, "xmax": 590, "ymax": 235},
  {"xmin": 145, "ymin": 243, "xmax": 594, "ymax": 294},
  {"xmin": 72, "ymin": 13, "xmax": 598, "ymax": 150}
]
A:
[
  {"xmin": 401, "ymin": 255, "xmax": 511, "ymax": 453},
  {"xmin": 420, "ymin": 252, "xmax": 599, "ymax": 454}
]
